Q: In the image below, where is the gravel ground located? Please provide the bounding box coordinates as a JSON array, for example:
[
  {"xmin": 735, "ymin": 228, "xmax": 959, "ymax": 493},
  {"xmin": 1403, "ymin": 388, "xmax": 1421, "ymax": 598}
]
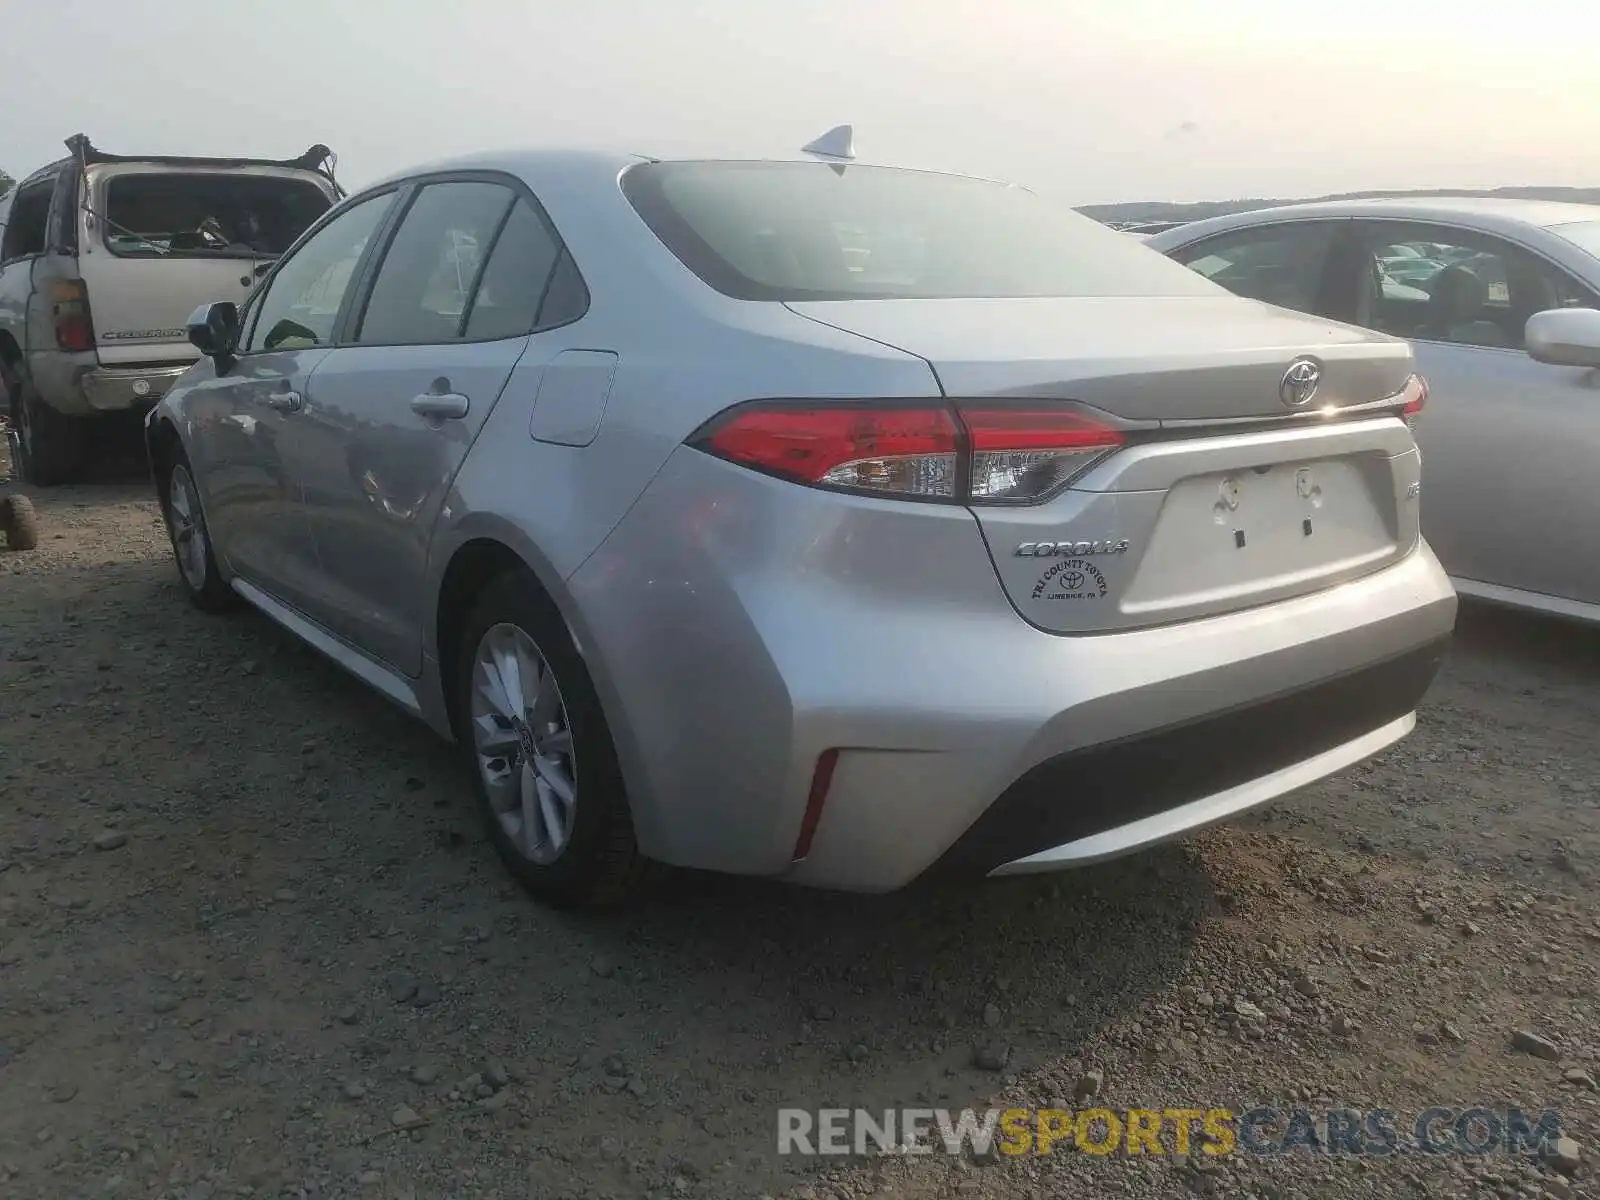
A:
[{"xmin": 1, "ymin": 436, "xmax": 1597, "ymax": 1200}]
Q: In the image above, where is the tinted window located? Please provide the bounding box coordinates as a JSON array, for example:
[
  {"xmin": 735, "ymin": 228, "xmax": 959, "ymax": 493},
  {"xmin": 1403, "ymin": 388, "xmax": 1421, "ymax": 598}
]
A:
[
  {"xmin": 102, "ymin": 173, "xmax": 331, "ymax": 258},
  {"xmin": 537, "ymin": 251, "xmax": 588, "ymax": 328},
  {"xmin": 621, "ymin": 161, "xmax": 1221, "ymax": 301},
  {"xmin": 1171, "ymin": 223, "xmax": 1338, "ymax": 312},
  {"xmin": 1355, "ymin": 223, "xmax": 1597, "ymax": 351},
  {"xmin": 463, "ymin": 199, "xmax": 561, "ymax": 340},
  {"xmin": 246, "ymin": 192, "xmax": 394, "ymax": 352},
  {"xmin": 357, "ymin": 181, "xmax": 513, "ymax": 345}
]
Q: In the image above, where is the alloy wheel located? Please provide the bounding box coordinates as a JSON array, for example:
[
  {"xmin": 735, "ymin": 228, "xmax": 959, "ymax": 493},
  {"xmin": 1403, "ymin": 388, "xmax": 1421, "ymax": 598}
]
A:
[
  {"xmin": 167, "ymin": 464, "xmax": 211, "ymax": 591},
  {"xmin": 469, "ymin": 622, "xmax": 579, "ymax": 865}
]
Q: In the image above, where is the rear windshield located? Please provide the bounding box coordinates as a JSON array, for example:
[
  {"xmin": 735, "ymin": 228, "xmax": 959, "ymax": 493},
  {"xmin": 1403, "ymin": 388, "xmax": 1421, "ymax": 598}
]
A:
[
  {"xmin": 620, "ymin": 161, "xmax": 1221, "ymax": 301},
  {"xmin": 102, "ymin": 172, "xmax": 332, "ymax": 258}
]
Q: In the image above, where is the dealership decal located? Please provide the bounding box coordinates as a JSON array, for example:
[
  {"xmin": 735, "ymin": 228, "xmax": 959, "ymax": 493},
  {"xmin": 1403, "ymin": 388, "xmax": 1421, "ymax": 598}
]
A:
[{"xmin": 1031, "ymin": 557, "xmax": 1108, "ymax": 602}]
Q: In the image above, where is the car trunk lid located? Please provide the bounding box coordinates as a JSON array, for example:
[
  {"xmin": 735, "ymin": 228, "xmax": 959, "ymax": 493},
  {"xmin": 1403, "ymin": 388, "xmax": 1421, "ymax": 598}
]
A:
[
  {"xmin": 786, "ymin": 296, "xmax": 1423, "ymax": 633},
  {"xmin": 786, "ymin": 295, "xmax": 1412, "ymax": 421}
]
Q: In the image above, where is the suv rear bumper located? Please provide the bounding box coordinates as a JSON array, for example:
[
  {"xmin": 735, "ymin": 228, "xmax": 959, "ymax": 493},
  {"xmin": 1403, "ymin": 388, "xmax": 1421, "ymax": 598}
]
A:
[
  {"xmin": 27, "ymin": 351, "xmax": 192, "ymax": 416},
  {"xmin": 79, "ymin": 364, "xmax": 192, "ymax": 413}
]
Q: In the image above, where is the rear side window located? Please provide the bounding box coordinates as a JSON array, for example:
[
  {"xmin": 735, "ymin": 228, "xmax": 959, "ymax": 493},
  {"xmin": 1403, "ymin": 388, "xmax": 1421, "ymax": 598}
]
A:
[
  {"xmin": 0, "ymin": 178, "xmax": 54, "ymax": 261},
  {"xmin": 621, "ymin": 160, "xmax": 1222, "ymax": 302},
  {"xmin": 463, "ymin": 200, "xmax": 582, "ymax": 339},
  {"xmin": 102, "ymin": 172, "xmax": 332, "ymax": 258}
]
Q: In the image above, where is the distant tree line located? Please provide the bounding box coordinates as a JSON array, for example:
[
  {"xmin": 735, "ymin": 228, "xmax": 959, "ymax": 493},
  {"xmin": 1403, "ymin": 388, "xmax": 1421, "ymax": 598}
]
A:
[{"xmin": 0, "ymin": 168, "xmax": 13, "ymax": 197}]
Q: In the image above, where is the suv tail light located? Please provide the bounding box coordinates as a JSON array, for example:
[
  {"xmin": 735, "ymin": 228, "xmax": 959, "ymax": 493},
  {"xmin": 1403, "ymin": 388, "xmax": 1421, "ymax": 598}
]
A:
[
  {"xmin": 51, "ymin": 280, "xmax": 96, "ymax": 353},
  {"xmin": 689, "ymin": 401, "xmax": 1125, "ymax": 505}
]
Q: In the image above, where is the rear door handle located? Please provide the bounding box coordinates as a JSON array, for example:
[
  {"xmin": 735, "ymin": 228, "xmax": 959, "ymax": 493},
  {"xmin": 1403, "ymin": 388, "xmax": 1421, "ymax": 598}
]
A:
[
  {"xmin": 410, "ymin": 392, "xmax": 470, "ymax": 420},
  {"xmin": 265, "ymin": 390, "xmax": 303, "ymax": 413}
]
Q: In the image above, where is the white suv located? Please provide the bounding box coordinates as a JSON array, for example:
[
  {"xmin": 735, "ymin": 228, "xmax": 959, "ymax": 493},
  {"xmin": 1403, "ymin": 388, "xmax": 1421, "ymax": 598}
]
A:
[{"xmin": 0, "ymin": 134, "xmax": 340, "ymax": 484}]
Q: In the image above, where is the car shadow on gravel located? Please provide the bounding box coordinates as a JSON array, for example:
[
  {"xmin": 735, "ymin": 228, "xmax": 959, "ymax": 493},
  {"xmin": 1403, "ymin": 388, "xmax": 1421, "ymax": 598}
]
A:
[
  {"xmin": 277, "ymin": 600, "xmax": 1215, "ymax": 1170},
  {"xmin": 1452, "ymin": 597, "xmax": 1600, "ymax": 678},
  {"xmin": 1, "ymin": 410, "xmax": 152, "ymax": 492},
  {"xmin": 2, "ymin": 516, "xmax": 1219, "ymax": 1195}
]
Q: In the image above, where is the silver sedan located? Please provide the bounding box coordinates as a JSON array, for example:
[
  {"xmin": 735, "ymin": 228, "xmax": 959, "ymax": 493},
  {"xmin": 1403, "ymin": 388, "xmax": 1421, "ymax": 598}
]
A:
[
  {"xmin": 143, "ymin": 145, "xmax": 1456, "ymax": 906},
  {"xmin": 1149, "ymin": 198, "xmax": 1600, "ymax": 625}
]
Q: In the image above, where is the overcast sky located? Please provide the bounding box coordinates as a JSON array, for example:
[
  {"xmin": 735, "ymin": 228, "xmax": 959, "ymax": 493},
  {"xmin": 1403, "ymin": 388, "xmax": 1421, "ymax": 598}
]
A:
[{"xmin": 1, "ymin": 0, "xmax": 1595, "ymax": 206}]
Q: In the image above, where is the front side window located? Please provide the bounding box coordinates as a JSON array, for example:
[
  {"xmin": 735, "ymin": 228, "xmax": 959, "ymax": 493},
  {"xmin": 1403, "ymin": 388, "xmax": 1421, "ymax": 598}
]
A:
[
  {"xmin": 1354, "ymin": 222, "xmax": 1597, "ymax": 351},
  {"xmin": 101, "ymin": 172, "xmax": 332, "ymax": 258},
  {"xmin": 355, "ymin": 181, "xmax": 515, "ymax": 345},
  {"xmin": 1170, "ymin": 222, "xmax": 1339, "ymax": 313},
  {"xmin": 621, "ymin": 161, "xmax": 1221, "ymax": 302},
  {"xmin": 245, "ymin": 192, "xmax": 395, "ymax": 353}
]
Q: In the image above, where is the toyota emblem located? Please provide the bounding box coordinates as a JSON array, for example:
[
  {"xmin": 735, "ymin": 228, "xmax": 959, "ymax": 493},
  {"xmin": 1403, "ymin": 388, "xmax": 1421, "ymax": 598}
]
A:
[{"xmin": 1279, "ymin": 358, "xmax": 1322, "ymax": 409}]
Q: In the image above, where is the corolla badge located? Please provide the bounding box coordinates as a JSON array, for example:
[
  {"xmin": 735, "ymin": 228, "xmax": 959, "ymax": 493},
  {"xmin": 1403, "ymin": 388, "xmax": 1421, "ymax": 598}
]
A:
[
  {"xmin": 1279, "ymin": 357, "xmax": 1323, "ymax": 408},
  {"xmin": 1014, "ymin": 539, "xmax": 1130, "ymax": 557}
]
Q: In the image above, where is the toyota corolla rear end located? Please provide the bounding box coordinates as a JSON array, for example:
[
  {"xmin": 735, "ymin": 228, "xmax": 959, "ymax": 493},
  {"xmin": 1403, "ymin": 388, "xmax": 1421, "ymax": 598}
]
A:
[{"xmin": 566, "ymin": 158, "xmax": 1457, "ymax": 892}]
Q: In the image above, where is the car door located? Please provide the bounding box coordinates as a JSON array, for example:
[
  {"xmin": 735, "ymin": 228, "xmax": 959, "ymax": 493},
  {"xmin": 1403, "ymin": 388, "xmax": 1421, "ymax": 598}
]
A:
[
  {"xmin": 292, "ymin": 176, "xmax": 585, "ymax": 673},
  {"xmin": 1349, "ymin": 219, "xmax": 1600, "ymax": 606},
  {"xmin": 185, "ymin": 190, "xmax": 396, "ymax": 611},
  {"xmin": 1165, "ymin": 219, "xmax": 1355, "ymax": 318}
]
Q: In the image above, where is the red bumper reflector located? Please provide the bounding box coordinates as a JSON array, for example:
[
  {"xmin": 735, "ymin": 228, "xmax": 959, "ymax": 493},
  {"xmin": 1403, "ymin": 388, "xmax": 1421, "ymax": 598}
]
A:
[{"xmin": 792, "ymin": 749, "xmax": 840, "ymax": 862}]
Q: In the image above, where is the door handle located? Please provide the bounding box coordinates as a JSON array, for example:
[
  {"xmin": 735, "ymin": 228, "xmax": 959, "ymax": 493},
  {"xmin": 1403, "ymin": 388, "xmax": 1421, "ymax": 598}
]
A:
[
  {"xmin": 265, "ymin": 390, "xmax": 303, "ymax": 413},
  {"xmin": 410, "ymin": 392, "xmax": 470, "ymax": 420}
]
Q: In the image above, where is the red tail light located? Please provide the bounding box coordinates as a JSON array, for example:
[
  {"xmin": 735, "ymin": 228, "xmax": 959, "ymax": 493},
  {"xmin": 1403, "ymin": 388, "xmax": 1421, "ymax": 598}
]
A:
[
  {"xmin": 690, "ymin": 400, "xmax": 1125, "ymax": 505},
  {"xmin": 1400, "ymin": 373, "xmax": 1428, "ymax": 417},
  {"xmin": 51, "ymin": 280, "xmax": 96, "ymax": 353}
]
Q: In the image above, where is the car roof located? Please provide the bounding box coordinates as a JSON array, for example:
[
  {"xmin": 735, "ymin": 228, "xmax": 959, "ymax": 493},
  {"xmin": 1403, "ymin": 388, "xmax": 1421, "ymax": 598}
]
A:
[
  {"xmin": 1180, "ymin": 195, "xmax": 1600, "ymax": 232},
  {"xmin": 355, "ymin": 145, "xmax": 1012, "ymax": 197}
]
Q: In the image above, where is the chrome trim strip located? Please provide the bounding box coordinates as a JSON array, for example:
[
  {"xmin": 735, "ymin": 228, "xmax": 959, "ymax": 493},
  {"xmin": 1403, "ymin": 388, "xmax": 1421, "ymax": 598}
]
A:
[{"xmin": 230, "ymin": 577, "xmax": 422, "ymax": 715}]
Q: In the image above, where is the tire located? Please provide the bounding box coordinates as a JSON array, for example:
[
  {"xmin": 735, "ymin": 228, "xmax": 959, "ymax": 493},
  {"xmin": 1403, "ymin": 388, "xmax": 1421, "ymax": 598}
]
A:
[
  {"xmin": 0, "ymin": 493, "xmax": 39, "ymax": 551},
  {"xmin": 454, "ymin": 570, "xmax": 649, "ymax": 908},
  {"xmin": 13, "ymin": 381, "xmax": 83, "ymax": 487},
  {"xmin": 160, "ymin": 451, "xmax": 236, "ymax": 613}
]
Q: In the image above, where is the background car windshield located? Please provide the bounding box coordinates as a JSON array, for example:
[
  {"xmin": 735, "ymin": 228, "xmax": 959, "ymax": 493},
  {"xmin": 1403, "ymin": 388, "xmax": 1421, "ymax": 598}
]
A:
[
  {"xmin": 622, "ymin": 161, "xmax": 1223, "ymax": 301},
  {"xmin": 1552, "ymin": 219, "xmax": 1600, "ymax": 260},
  {"xmin": 103, "ymin": 172, "xmax": 332, "ymax": 258}
]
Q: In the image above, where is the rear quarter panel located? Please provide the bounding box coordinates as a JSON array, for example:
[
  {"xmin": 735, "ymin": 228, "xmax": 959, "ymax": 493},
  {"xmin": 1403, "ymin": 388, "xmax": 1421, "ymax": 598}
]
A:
[{"xmin": 427, "ymin": 156, "xmax": 948, "ymax": 607}]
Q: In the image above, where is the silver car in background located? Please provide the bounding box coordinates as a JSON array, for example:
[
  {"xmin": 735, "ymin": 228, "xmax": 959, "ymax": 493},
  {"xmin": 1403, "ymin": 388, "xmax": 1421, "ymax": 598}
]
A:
[
  {"xmin": 145, "ymin": 143, "xmax": 1457, "ymax": 907},
  {"xmin": 1149, "ymin": 198, "xmax": 1600, "ymax": 624}
]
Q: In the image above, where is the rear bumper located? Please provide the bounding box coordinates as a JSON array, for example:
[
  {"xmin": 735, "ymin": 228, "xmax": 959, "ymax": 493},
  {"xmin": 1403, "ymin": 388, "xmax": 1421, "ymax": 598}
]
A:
[
  {"xmin": 942, "ymin": 637, "xmax": 1443, "ymax": 879},
  {"xmin": 568, "ymin": 447, "xmax": 1459, "ymax": 893},
  {"xmin": 988, "ymin": 713, "xmax": 1413, "ymax": 875},
  {"xmin": 27, "ymin": 350, "xmax": 192, "ymax": 416},
  {"xmin": 78, "ymin": 364, "xmax": 192, "ymax": 413}
]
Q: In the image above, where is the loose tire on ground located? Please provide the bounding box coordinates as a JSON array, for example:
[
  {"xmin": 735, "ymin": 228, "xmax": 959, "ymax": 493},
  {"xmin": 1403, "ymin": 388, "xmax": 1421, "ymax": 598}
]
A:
[
  {"xmin": 0, "ymin": 493, "xmax": 39, "ymax": 551},
  {"xmin": 454, "ymin": 569, "xmax": 651, "ymax": 908}
]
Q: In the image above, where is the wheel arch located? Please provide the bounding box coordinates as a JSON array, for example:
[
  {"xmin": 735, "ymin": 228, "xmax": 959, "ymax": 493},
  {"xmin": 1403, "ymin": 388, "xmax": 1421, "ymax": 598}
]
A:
[
  {"xmin": 429, "ymin": 519, "xmax": 663, "ymax": 854},
  {"xmin": 144, "ymin": 412, "xmax": 185, "ymax": 509}
]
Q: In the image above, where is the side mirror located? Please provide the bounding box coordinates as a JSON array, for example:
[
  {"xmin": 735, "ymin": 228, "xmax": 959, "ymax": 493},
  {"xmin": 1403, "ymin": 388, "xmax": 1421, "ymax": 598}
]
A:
[
  {"xmin": 1525, "ymin": 307, "xmax": 1600, "ymax": 368},
  {"xmin": 187, "ymin": 301, "xmax": 239, "ymax": 365}
]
